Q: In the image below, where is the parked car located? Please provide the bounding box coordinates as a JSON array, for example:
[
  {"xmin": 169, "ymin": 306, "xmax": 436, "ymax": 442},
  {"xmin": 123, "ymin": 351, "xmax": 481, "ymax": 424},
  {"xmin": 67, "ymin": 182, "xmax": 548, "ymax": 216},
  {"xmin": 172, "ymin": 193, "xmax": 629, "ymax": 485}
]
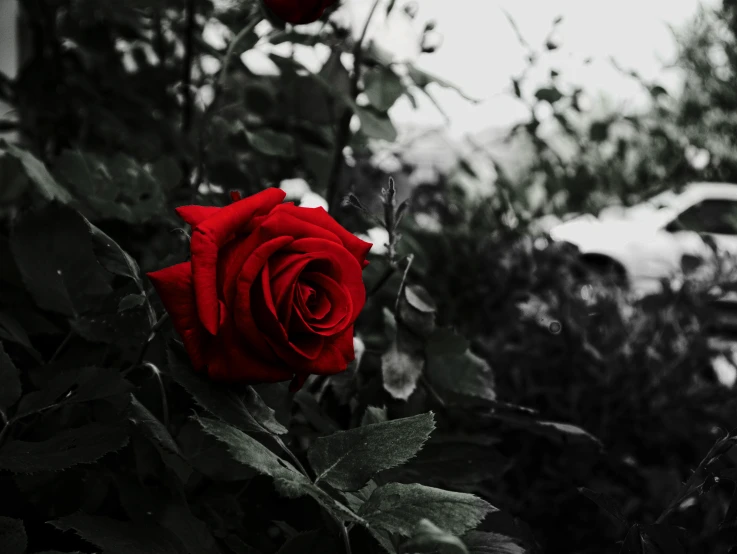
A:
[{"xmin": 548, "ymin": 182, "xmax": 737, "ymax": 296}]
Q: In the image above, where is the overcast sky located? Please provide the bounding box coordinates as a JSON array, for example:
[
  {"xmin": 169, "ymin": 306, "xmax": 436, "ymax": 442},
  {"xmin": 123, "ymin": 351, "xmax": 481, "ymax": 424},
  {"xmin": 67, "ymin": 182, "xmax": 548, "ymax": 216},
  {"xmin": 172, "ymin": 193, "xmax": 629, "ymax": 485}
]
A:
[{"xmin": 346, "ymin": 0, "xmax": 720, "ymax": 138}]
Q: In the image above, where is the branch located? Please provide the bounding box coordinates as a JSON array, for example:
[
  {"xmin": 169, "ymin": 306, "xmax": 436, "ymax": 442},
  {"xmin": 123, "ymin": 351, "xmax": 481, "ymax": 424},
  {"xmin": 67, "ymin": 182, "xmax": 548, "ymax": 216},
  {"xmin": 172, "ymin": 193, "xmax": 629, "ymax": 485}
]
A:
[{"xmin": 326, "ymin": 0, "xmax": 382, "ymax": 214}]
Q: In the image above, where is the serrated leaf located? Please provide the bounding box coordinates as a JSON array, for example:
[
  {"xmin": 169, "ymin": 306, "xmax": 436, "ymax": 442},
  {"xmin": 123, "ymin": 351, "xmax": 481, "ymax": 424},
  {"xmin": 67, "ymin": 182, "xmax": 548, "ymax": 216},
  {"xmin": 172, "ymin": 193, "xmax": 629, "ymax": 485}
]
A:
[
  {"xmin": 86, "ymin": 221, "xmax": 143, "ymax": 285},
  {"xmin": 159, "ymin": 504, "xmax": 218, "ymax": 554},
  {"xmin": 308, "ymin": 413, "xmax": 435, "ymax": 491},
  {"xmin": 0, "ymin": 516, "xmax": 27, "ymax": 554},
  {"xmin": 119, "ymin": 294, "xmax": 146, "ymax": 312},
  {"xmin": 356, "ymin": 107, "xmax": 398, "ymax": 142},
  {"xmin": 10, "ymin": 203, "xmax": 113, "ymax": 316},
  {"xmin": 364, "ymin": 66, "xmax": 405, "ymax": 112},
  {"xmin": 245, "ymin": 129, "xmax": 295, "ymax": 157},
  {"xmin": 640, "ymin": 525, "xmax": 685, "ymax": 554},
  {"xmin": 128, "ymin": 395, "xmax": 191, "ymax": 483},
  {"xmin": 16, "ymin": 366, "xmax": 131, "ymax": 418},
  {"xmin": 197, "ymin": 417, "xmax": 363, "ymax": 523},
  {"xmin": 0, "ymin": 342, "xmax": 21, "ymax": 411},
  {"xmin": 276, "ymin": 530, "xmax": 340, "ymax": 554},
  {"xmin": 0, "ymin": 423, "xmax": 129, "ymax": 472},
  {"xmin": 361, "ymin": 406, "xmax": 388, "ymax": 426},
  {"xmin": 463, "ymin": 531, "xmax": 526, "ymax": 554},
  {"xmin": 620, "ymin": 525, "xmax": 646, "ymax": 554},
  {"xmin": 52, "ymin": 513, "xmax": 186, "ymax": 554},
  {"xmin": 359, "ymin": 483, "xmax": 496, "ymax": 537},
  {"xmin": 578, "ymin": 488, "xmax": 628, "ymax": 533},
  {"xmin": 404, "ymin": 285, "xmax": 436, "ymax": 313},
  {"xmin": 167, "ymin": 343, "xmax": 287, "ymax": 435},
  {"xmin": 2, "ymin": 142, "xmax": 73, "ymax": 202},
  {"xmin": 405, "ymin": 519, "xmax": 468, "ymax": 554},
  {"xmin": 425, "ymin": 328, "xmax": 496, "ymax": 401}
]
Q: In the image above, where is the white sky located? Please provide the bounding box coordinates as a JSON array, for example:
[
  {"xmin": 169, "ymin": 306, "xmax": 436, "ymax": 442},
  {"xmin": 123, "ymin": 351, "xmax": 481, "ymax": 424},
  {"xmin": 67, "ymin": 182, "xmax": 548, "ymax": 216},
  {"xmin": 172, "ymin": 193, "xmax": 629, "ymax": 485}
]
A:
[{"xmin": 346, "ymin": 0, "xmax": 720, "ymax": 138}]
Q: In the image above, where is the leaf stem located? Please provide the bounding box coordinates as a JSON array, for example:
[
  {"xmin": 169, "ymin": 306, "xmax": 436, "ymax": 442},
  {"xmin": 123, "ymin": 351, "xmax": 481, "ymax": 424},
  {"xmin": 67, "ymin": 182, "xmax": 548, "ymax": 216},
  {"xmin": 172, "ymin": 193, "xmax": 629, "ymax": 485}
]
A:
[{"xmin": 273, "ymin": 435, "xmax": 352, "ymax": 554}]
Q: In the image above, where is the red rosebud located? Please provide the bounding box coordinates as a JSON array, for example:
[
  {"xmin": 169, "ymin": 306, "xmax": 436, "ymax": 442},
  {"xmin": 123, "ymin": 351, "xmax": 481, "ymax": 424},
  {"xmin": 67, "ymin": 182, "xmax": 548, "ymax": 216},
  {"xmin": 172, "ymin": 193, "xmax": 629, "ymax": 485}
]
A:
[{"xmin": 261, "ymin": 0, "xmax": 339, "ymax": 25}]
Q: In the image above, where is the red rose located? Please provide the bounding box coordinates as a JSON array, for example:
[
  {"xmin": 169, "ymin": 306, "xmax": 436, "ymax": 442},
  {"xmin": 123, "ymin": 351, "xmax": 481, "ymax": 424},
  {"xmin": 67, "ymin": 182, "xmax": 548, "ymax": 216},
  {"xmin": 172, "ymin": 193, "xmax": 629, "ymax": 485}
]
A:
[
  {"xmin": 148, "ymin": 188, "xmax": 371, "ymax": 390},
  {"xmin": 261, "ymin": 0, "xmax": 338, "ymax": 25}
]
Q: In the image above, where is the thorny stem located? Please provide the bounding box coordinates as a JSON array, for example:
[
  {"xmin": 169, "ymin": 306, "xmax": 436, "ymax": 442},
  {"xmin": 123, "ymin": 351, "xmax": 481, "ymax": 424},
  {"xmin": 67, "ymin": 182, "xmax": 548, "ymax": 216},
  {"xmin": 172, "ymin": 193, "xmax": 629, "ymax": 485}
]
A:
[
  {"xmin": 273, "ymin": 435, "xmax": 352, "ymax": 554},
  {"xmin": 326, "ymin": 0, "xmax": 383, "ymax": 214}
]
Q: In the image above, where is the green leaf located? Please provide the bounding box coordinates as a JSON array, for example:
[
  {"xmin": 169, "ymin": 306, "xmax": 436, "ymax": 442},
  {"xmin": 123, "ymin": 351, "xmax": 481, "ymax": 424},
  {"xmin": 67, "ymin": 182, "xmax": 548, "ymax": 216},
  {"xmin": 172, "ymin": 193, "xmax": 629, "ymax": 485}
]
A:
[
  {"xmin": 119, "ymin": 293, "xmax": 146, "ymax": 312},
  {"xmin": 54, "ymin": 150, "xmax": 168, "ymax": 224},
  {"xmin": 534, "ymin": 87, "xmax": 563, "ymax": 104},
  {"xmin": 578, "ymin": 488, "xmax": 629, "ymax": 533},
  {"xmin": 308, "ymin": 413, "xmax": 435, "ymax": 491},
  {"xmin": 0, "ymin": 516, "xmax": 27, "ymax": 554},
  {"xmin": 16, "ymin": 366, "xmax": 131, "ymax": 418},
  {"xmin": 276, "ymin": 530, "xmax": 340, "ymax": 554},
  {"xmin": 361, "ymin": 406, "xmax": 388, "ymax": 426},
  {"xmin": 159, "ymin": 504, "xmax": 218, "ymax": 554},
  {"xmin": 197, "ymin": 417, "xmax": 363, "ymax": 523},
  {"xmin": 463, "ymin": 531, "xmax": 527, "ymax": 554},
  {"xmin": 359, "ymin": 483, "xmax": 496, "ymax": 537},
  {"xmin": 640, "ymin": 525, "xmax": 685, "ymax": 554},
  {"xmin": 245, "ymin": 129, "xmax": 296, "ymax": 158},
  {"xmin": 364, "ymin": 67, "xmax": 405, "ymax": 112},
  {"xmin": 127, "ymin": 395, "xmax": 191, "ymax": 483},
  {"xmin": 52, "ymin": 513, "xmax": 186, "ymax": 554},
  {"xmin": 86, "ymin": 221, "xmax": 143, "ymax": 286},
  {"xmin": 0, "ymin": 423, "xmax": 129, "ymax": 473},
  {"xmin": 405, "ymin": 519, "xmax": 468, "ymax": 554},
  {"xmin": 0, "ymin": 342, "xmax": 21, "ymax": 412},
  {"xmin": 425, "ymin": 328, "xmax": 496, "ymax": 401},
  {"xmin": 355, "ymin": 107, "xmax": 398, "ymax": 142},
  {"xmin": 10, "ymin": 203, "xmax": 113, "ymax": 316},
  {"xmin": 167, "ymin": 343, "xmax": 287, "ymax": 435},
  {"xmin": 2, "ymin": 142, "xmax": 73, "ymax": 203}
]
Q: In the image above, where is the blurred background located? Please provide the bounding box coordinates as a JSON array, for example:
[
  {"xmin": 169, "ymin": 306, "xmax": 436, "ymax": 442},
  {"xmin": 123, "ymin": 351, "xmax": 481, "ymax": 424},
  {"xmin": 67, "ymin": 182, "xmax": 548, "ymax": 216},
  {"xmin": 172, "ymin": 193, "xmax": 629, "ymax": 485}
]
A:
[{"xmin": 5, "ymin": 0, "xmax": 737, "ymax": 552}]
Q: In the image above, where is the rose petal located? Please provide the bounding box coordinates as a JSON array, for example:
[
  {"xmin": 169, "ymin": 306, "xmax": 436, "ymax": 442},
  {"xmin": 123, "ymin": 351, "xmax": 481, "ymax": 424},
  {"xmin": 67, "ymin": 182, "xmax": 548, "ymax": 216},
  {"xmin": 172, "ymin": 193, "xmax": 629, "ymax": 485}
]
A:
[
  {"xmin": 206, "ymin": 318, "xmax": 293, "ymax": 383},
  {"xmin": 271, "ymin": 204, "xmax": 372, "ymax": 265},
  {"xmin": 190, "ymin": 188, "xmax": 286, "ymax": 334},
  {"xmin": 285, "ymin": 237, "xmax": 366, "ymax": 325},
  {"xmin": 146, "ymin": 262, "xmax": 208, "ymax": 372},
  {"xmin": 295, "ymin": 326, "xmax": 355, "ymax": 375}
]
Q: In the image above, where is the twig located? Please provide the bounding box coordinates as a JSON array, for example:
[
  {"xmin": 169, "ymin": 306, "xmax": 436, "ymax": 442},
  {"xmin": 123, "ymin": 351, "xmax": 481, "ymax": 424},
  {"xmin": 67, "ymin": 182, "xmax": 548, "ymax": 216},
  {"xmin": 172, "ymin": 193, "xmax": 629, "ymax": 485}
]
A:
[
  {"xmin": 123, "ymin": 312, "xmax": 171, "ymax": 377},
  {"xmin": 326, "ymin": 0, "xmax": 383, "ymax": 214},
  {"xmin": 654, "ymin": 435, "xmax": 732, "ymax": 524},
  {"xmin": 193, "ymin": 14, "xmax": 262, "ymax": 191},
  {"xmin": 49, "ymin": 330, "xmax": 73, "ymax": 363},
  {"xmin": 182, "ymin": 0, "xmax": 196, "ymax": 132}
]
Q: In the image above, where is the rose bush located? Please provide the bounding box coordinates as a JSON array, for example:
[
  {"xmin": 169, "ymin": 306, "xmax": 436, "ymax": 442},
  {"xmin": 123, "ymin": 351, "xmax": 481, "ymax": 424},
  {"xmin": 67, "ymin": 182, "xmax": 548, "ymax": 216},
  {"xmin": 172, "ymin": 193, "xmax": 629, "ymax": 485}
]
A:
[
  {"xmin": 261, "ymin": 0, "xmax": 338, "ymax": 25},
  {"xmin": 148, "ymin": 188, "xmax": 371, "ymax": 390}
]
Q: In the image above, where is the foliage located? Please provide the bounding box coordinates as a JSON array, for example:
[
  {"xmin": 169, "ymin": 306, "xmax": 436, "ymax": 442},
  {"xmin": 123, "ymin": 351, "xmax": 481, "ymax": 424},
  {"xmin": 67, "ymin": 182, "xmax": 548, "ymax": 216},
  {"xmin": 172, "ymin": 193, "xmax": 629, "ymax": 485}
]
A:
[{"xmin": 3, "ymin": 0, "xmax": 737, "ymax": 553}]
